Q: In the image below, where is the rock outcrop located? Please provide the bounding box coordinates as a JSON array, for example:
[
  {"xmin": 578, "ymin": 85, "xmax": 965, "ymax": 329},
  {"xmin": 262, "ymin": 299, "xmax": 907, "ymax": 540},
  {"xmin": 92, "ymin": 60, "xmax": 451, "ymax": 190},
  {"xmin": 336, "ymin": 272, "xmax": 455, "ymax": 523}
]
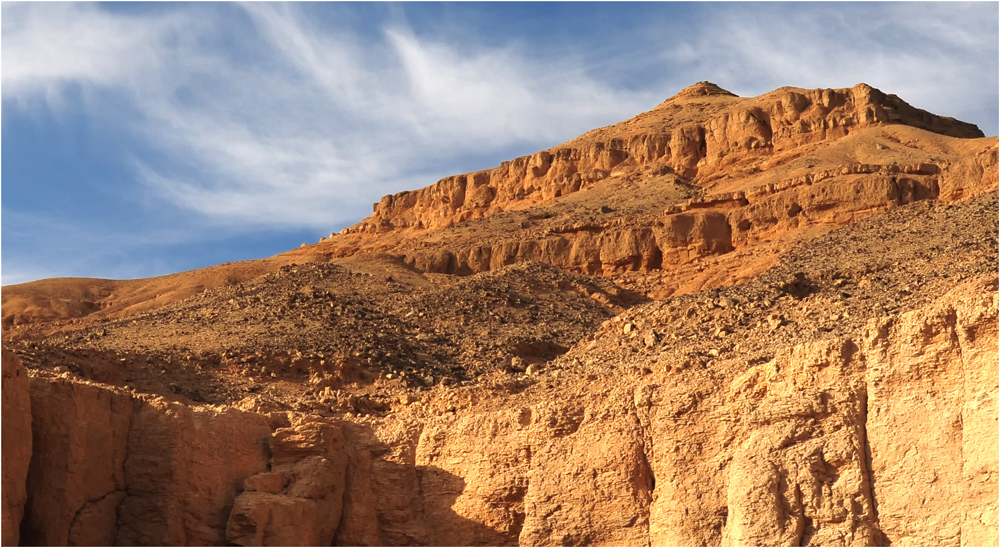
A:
[
  {"xmin": 346, "ymin": 83, "xmax": 983, "ymax": 235},
  {"xmin": 227, "ymin": 418, "xmax": 347, "ymax": 546}
]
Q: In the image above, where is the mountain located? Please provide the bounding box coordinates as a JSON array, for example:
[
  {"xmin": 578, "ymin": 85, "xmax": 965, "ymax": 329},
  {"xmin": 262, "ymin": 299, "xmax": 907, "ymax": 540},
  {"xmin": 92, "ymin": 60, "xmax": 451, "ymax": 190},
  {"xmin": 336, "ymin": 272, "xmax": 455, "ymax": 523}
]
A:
[{"xmin": 2, "ymin": 83, "xmax": 997, "ymax": 546}]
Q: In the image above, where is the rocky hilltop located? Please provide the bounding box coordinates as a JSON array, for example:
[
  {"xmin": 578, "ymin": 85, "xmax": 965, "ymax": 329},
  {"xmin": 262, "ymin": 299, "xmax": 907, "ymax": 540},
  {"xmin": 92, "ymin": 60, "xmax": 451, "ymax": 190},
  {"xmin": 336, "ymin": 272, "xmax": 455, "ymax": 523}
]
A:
[{"xmin": 2, "ymin": 83, "xmax": 998, "ymax": 547}]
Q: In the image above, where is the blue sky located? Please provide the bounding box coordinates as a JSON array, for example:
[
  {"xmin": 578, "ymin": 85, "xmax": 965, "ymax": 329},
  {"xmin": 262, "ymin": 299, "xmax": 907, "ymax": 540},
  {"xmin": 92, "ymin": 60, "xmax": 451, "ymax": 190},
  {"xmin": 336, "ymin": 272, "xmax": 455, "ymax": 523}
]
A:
[{"xmin": 2, "ymin": 2, "xmax": 997, "ymax": 285}]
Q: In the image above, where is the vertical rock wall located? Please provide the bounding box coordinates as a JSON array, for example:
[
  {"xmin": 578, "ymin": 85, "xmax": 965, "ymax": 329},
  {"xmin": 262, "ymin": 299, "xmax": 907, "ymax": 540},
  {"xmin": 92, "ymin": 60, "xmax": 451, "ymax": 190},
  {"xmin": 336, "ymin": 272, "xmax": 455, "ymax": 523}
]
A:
[{"xmin": 1, "ymin": 350, "xmax": 31, "ymax": 546}]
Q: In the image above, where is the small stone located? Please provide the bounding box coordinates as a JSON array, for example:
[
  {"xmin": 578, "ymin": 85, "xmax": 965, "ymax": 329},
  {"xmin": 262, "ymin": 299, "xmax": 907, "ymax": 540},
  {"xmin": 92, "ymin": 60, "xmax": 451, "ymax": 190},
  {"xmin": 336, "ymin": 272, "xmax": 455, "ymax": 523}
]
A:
[
  {"xmin": 708, "ymin": 349, "xmax": 720, "ymax": 357},
  {"xmin": 767, "ymin": 314, "xmax": 785, "ymax": 330},
  {"xmin": 643, "ymin": 331, "xmax": 659, "ymax": 347},
  {"xmin": 623, "ymin": 323, "xmax": 636, "ymax": 335}
]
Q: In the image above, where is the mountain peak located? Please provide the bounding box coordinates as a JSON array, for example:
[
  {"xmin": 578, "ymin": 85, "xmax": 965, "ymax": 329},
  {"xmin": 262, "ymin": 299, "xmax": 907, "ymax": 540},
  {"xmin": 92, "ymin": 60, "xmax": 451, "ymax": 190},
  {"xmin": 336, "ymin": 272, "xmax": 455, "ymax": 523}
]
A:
[{"xmin": 671, "ymin": 81, "xmax": 738, "ymax": 100}]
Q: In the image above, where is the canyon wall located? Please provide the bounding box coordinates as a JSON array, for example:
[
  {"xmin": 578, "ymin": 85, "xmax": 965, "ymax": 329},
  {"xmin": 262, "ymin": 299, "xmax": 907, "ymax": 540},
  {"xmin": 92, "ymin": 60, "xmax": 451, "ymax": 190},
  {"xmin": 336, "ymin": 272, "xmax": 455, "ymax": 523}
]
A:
[{"xmin": 4, "ymin": 276, "xmax": 995, "ymax": 546}]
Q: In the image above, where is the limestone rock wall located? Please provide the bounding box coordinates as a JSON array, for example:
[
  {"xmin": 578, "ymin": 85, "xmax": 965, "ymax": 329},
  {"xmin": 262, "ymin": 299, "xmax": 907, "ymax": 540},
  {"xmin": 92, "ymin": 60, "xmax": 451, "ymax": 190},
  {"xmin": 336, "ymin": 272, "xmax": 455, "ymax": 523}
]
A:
[
  {"xmin": 21, "ymin": 379, "xmax": 133, "ymax": 546},
  {"xmin": 863, "ymin": 279, "xmax": 999, "ymax": 546}
]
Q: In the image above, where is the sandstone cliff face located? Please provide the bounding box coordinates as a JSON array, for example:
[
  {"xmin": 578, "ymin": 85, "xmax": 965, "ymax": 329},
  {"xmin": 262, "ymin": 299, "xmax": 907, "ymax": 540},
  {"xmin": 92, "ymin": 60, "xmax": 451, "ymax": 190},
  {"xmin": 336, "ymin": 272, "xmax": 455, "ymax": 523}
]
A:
[
  {"xmin": 5, "ymin": 277, "xmax": 994, "ymax": 546},
  {"xmin": 2, "ymin": 350, "xmax": 31, "ymax": 546},
  {"xmin": 2, "ymin": 367, "xmax": 272, "ymax": 546},
  {"xmin": 319, "ymin": 85, "xmax": 998, "ymax": 293},
  {"xmin": 346, "ymin": 83, "xmax": 983, "ymax": 235}
]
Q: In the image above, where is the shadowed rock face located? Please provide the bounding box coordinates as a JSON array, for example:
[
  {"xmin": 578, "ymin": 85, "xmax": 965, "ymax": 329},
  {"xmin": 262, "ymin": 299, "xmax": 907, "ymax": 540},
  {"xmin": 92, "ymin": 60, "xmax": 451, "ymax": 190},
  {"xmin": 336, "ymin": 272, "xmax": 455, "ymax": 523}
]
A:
[
  {"xmin": 1, "ymin": 83, "xmax": 997, "ymax": 546},
  {"xmin": 2, "ymin": 349, "xmax": 31, "ymax": 546}
]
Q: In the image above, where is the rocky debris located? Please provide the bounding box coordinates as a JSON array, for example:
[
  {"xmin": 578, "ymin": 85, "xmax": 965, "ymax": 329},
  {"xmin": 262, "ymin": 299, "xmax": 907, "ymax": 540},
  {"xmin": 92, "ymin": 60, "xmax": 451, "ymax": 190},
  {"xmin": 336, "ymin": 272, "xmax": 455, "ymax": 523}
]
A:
[{"xmin": 6, "ymin": 261, "xmax": 624, "ymax": 414}]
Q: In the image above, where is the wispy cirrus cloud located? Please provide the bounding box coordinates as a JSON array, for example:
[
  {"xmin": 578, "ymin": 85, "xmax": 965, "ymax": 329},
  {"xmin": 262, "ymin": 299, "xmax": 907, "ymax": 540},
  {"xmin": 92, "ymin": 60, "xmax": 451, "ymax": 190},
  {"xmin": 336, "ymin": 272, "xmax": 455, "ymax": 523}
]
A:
[{"xmin": 5, "ymin": 3, "xmax": 659, "ymax": 231}]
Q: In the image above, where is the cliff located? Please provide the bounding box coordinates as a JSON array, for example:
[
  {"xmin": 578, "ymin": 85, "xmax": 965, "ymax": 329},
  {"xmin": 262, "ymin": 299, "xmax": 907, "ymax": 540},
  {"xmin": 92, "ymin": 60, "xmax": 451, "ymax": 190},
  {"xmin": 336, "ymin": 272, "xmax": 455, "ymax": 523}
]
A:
[{"xmin": 345, "ymin": 83, "xmax": 984, "ymax": 235}]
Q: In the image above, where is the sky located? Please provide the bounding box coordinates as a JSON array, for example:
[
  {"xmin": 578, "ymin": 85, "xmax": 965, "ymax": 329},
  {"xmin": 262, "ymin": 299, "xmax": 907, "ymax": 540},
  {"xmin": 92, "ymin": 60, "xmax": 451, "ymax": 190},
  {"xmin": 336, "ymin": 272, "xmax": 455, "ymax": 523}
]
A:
[{"xmin": 2, "ymin": 2, "xmax": 997, "ymax": 286}]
